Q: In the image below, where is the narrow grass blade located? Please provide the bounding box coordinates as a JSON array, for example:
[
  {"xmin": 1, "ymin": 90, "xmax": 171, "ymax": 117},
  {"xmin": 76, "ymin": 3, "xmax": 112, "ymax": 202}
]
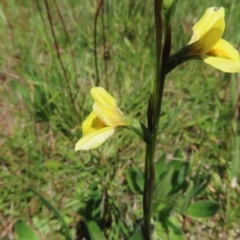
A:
[
  {"xmin": 129, "ymin": 225, "xmax": 143, "ymax": 240},
  {"xmin": 230, "ymin": 73, "xmax": 240, "ymax": 186},
  {"xmin": 27, "ymin": 187, "xmax": 72, "ymax": 240},
  {"xmin": 86, "ymin": 221, "xmax": 105, "ymax": 240}
]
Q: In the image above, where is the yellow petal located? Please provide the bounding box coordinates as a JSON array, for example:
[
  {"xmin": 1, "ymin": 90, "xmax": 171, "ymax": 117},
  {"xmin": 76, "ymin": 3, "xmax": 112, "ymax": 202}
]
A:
[
  {"xmin": 202, "ymin": 55, "xmax": 240, "ymax": 73},
  {"xmin": 198, "ymin": 19, "xmax": 224, "ymax": 54},
  {"xmin": 93, "ymin": 102, "xmax": 126, "ymax": 127},
  {"xmin": 189, "ymin": 20, "xmax": 224, "ymax": 55},
  {"xmin": 82, "ymin": 111, "xmax": 106, "ymax": 135},
  {"xmin": 208, "ymin": 39, "xmax": 240, "ymax": 61},
  {"xmin": 91, "ymin": 87, "xmax": 117, "ymax": 107},
  {"xmin": 75, "ymin": 127, "xmax": 115, "ymax": 151},
  {"xmin": 189, "ymin": 7, "xmax": 225, "ymax": 44}
]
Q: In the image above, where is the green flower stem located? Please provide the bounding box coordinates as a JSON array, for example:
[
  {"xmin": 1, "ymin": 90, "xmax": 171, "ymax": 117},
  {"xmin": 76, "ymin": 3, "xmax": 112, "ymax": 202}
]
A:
[
  {"xmin": 143, "ymin": 144, "xmax": 150, "ymax": 238},
  {"xmin": 143, "ymin": 142, "xmax": 155, "ymax": 240},
  {"xmin": 143, "ymin": 1, "xmax": 164, "ymax": 239}
]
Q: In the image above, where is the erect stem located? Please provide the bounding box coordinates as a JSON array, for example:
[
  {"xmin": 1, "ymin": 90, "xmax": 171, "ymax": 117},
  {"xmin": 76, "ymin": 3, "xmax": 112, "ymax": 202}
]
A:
[
  {"xmin": 94, "ymin": 0, "xmax": 104, "ymax": 86},
  {"xmin": 143, "ymin": 1, "xmax": 164, "ymax": 239}
]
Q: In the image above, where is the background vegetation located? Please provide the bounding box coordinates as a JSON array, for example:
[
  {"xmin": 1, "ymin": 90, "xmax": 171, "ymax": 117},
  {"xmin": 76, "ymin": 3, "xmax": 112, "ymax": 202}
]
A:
[{"xmin": 0, "ymin": 0, "xmax": 240, "ymax": 239}]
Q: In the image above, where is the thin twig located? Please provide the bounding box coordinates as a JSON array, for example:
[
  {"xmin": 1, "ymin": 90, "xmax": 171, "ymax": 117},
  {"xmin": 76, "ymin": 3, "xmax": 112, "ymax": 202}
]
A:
[
  {"xmin": 94, "ymin": 0, "xmax": 104, "ymax": 86},
  {"xmin": 53, "ymin": 0, "xmax": 77, "ymax": 74},
  {"xmin": 44, "ymin": 0, "xmax": 78, "ymax": 117},
  {"xmin": 101, "ymin": 0, "xmax": 109, "ymax": 90}
]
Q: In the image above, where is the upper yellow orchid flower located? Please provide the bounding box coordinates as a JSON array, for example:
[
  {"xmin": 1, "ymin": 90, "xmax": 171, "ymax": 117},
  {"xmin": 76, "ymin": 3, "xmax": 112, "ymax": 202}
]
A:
[
  {"xmin": 187, "ymin": 7, "xmax": 240, "ymax": 73},
  {"xmin": 75, "ymin": 87, "xmax": 129, "ymax": 151}
]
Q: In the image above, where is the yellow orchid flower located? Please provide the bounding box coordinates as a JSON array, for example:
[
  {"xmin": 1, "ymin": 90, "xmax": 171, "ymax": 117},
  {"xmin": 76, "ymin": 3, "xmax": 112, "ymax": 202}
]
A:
[
  {"xmin": 186, "ymin": 6, "xmax": 240, "ymax": 72},
  {"xmin": 75, "ymin": 87, "xmax": 129, "ymax": 151}
]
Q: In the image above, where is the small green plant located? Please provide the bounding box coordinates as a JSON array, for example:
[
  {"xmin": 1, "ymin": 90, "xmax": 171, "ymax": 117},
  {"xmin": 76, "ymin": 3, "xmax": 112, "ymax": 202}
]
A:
[{"xmin": 74, "ymin": 3, "xmax": 240, "ymax": 239}]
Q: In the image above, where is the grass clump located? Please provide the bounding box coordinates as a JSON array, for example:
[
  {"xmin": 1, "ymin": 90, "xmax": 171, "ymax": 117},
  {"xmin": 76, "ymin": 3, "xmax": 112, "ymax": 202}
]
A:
[{"xmin": 0, "ymin": 0, "xmax": 240, "ymax": 239}]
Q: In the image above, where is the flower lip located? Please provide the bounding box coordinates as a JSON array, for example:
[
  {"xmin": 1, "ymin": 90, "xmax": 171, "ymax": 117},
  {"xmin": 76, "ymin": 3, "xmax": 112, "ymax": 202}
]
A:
[
  {"xmin": 82, "ymin": 111, "xmax": 107, "ymax": 136},
  {"xmin": 75, "ymin": 127, "xmax": 115, "ymax": 151},
  {"xmin": 207, "ymin": 39, "xmax": 240, "ymax": 61}
]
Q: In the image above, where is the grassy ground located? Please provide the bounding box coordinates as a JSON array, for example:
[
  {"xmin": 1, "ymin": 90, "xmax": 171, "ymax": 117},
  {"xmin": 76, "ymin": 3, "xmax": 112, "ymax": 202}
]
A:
[{"xmin": 0, "ymin": 0, "xmax": 240, "ymax": 239}]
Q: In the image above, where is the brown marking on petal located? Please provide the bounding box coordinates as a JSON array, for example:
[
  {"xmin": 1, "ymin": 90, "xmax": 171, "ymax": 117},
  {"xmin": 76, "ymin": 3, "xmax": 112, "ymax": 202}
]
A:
[
  {"xmin": 207, "ymin": 49, "xmax": 218, "ymax": 57},
  {"xmin": 214, "ymin": 7, "xmax": 221, "ymax": 11},
  {"xmin": 91, "ymin": 116, "xmax": 107, "ymax": 129},
  {"xmin": 187, "ymin": 41, "xmax": 204, "ymax": 56}
]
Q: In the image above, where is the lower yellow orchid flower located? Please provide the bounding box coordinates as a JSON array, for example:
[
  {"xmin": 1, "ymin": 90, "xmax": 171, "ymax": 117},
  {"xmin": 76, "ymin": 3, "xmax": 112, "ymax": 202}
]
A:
[
  {"xmin": 75, "ymin": 87, "xmax": 152, "ymax": 151},
  {"xmin": 75, "ymin": 87, "xmax": 129, "ymax": 151},
  {"xmin": 187, "ymin": 6, "xmax": 240, "ymax": 73}
]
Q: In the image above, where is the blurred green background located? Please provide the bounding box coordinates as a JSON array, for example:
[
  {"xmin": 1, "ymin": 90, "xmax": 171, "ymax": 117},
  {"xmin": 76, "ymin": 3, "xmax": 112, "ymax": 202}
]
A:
[{"xmin": 0, "ymin": 0, "xmax": 240, "ymax": 239}]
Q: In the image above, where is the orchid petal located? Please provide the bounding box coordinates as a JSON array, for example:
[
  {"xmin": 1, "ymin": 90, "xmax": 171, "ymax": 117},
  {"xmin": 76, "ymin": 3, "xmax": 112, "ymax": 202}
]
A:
[
  {"xmin": 189, "ymin": 7, "xmax": 225, "ymax": 44},
  {"xmin": 208, "ymin": 39, "xmax": 240, "ymax": 61},
  {"xmin": 75, "ymin": 127, "xmax": 115, "ymax": 151},
  {"xmin": 82, "ymin": 111, "xmax": 106, "ymax": 136},
  {"xmin": 93, "ymin": 102, "xmax": 126, "ymax": 127},
  {"xmin": 196, "ymin": 19, "xmax": 225, "ymax": 54},
  {"xmin": 91, "ymin": 87, "xmax": 117, "ymax": 107},
  {"xmin": 202, "ymin": 55, "xmax": 240, "ymax": 73},
  {"xmin": 189, "ymin": 21, "xmax": 225, "ymax": 55}
]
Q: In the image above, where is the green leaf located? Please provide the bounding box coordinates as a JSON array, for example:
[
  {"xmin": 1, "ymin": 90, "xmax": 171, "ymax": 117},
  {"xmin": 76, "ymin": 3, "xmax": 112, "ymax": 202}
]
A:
[
  {"xmin": 136, "ymin": 171, "xmax": 144, "ymax": 192},
  {"xmin": 155, "ymin": 222, "xmax": 168, "ymax": 240},
  {"xmin": 192, "ymin": 174, "xmax": 211, "ymax": 197},
  {"xmin": 176, "ymin": 180, "xmax": 194, "ymax": 213},
  {"xmin": 167, "ymin": 215, "xmax": 186, "ymax": 240},
  {"xmin": 153, "ymin": 167, "xmax": 174, "ymax": 212},
  {"xmin": 154, "ymin": 166, "xmax": 174, "ymax": 199},
  {"xmin": 155, "ymin": 216, "xmax": 186, "ymax": 240},
  {"xmin": 126, "ymin": 169, "xmax": 144, "ymax": 194},
  {"xmin": 173, "ymin": 149, "xmax": 185, "ymax": 160},
  {"xmin": 169, "ymin": 161, "xmax": 189, "ymax": 193},
  {"xmin": 15, "ymin": 220, "xmax": 39, "ymax": 240},
  {"xmin": 128, "ymin": 225, "xmax": 143, "ymax": 240},
  {"xmin": 167, "ymin": 160, "xmax": 182, "ymax": 172},
  {"xmin": 175, "ymin": 162, "xmax": 189, "ymax": 185},
  {"xmin": 186, "ymin": 200, "xmax": 220, "ymax": 218},
  {"xmin": 155, "ymin": 153, "xmax": 166, "ymax": 180},
  {"xmin": 87, "ymin": 221, "xmax": 105, "ymax": 240}
]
